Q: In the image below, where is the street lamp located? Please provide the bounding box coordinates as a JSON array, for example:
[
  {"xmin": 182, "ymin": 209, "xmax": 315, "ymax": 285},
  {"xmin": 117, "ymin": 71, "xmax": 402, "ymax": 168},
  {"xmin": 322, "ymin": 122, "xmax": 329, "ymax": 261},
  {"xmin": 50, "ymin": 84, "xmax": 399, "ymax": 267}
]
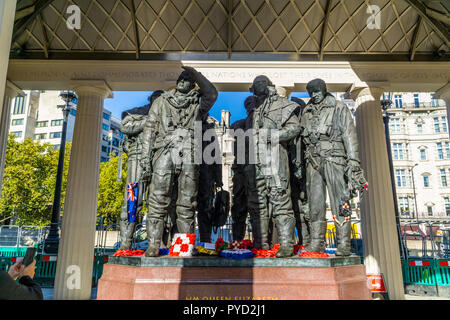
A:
[
  {"xmin": 43, "ymin": 90, "xmax": 77, "ymax": 254},
  {"xmin": 381, "ymin": 95, "xmax": 407, "ymax": 258},
  {"xmin": 410, "ymin": 163, "xmax": 419, "ymax": 224}
]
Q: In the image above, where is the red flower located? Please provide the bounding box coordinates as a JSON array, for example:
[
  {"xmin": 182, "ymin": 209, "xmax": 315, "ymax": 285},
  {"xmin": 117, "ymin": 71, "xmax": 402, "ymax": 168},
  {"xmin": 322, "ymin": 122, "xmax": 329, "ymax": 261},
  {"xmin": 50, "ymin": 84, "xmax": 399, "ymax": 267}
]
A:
[
  {"xmin": 175, "ymin": 237, "xmax": 183, "ymax": 245},
  {"xmin": 180, "ymin": 244, "xmax": 189, "ymax": 252},
  {"xmin": 299, "ymin": 252, "xmax": 329, "ymax": 258},
  {"xmin": 216, "ymin": 238, "xmax": 224, "ymax": 246}
]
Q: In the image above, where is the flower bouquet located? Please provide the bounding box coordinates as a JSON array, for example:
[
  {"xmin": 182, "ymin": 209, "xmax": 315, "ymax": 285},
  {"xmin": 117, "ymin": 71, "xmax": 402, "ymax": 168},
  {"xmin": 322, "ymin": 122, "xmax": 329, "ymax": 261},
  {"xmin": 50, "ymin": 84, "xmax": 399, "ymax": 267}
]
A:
[{"xmin": 169, "ymin": 233, "xmax": 196, "ymax": 257}]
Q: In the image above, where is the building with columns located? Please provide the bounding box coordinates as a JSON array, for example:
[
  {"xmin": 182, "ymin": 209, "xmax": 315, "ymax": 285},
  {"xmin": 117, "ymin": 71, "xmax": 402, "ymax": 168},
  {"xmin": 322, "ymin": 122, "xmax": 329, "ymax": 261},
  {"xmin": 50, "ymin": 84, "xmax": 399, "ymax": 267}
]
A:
[
  {"xmin": 1, "ymin": 0, "xmax": 449, "ymax": 300},
  {"xmin": 8, "ymin": 90, "xmax": 123, "ymax": 161},
  {"xmin": 386, "ymin": 92, "xmax": 450, "ymax": 220}
]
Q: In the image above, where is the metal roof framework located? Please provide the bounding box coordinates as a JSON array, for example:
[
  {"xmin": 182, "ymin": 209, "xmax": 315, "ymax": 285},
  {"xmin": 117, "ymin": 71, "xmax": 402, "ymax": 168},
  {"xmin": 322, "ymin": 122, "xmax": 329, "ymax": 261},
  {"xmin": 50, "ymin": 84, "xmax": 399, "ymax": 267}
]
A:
[{"xmin": 10, "ymin": 0, "xmax": 449, "ymax": 62}]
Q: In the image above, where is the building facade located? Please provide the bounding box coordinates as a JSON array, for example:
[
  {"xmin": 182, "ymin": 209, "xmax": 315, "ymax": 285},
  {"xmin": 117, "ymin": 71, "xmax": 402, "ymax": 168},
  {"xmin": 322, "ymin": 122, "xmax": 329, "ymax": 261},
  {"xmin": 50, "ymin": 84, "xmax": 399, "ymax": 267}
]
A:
[
  {"xmin": 9, "ymin": 90, "xmax": 123, "ymax": 162},
  {"xmin": 387, "ymin": 92, "xmax": 450, "ymax": 220}
]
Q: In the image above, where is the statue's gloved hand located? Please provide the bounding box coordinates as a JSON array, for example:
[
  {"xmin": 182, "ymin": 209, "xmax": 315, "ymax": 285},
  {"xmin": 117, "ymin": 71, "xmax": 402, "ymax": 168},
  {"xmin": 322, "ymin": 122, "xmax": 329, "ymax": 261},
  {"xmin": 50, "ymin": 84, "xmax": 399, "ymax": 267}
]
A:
[
  {"xmin": 293, "ymin": 163, "xmax": 303, "ymax": 180},
  {"xmin": 139, "ymin": 158, "xmax": 152, "ymax": 180},
  {"xmin": 181, "ymin": 66, "xmax": 199, "ymax": 78},
  {"xmin": 345, "ymin": 159, "xmax": 361, "ymax": 173}
]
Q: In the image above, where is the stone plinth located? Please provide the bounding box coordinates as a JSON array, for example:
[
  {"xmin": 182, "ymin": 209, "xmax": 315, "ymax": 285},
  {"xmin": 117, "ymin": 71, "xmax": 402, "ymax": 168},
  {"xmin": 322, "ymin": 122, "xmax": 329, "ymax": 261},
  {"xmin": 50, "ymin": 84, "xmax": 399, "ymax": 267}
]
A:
[{"xmin": 97, "ymin": 256, "xmax": 371, "ymax": 300}]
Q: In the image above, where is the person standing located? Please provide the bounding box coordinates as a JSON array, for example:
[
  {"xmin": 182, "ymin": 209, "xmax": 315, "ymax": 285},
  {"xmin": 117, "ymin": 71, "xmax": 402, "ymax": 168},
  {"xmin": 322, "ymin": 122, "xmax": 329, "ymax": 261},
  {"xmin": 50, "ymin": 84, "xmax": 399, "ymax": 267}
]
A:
[
  {"xmin": 300, "ymin": 79, "xmax": 366, "ymax": 256},
  {"xmin": 140, "ymin": 66, "xmax": 218, "ymax": 257},
  {"xmin": 0, "ymin": 258, "xmax": 43, "ymax": 300},
  {"xmin": 245, "ymin": 76, "xmax": 301, "ymax": 257}
]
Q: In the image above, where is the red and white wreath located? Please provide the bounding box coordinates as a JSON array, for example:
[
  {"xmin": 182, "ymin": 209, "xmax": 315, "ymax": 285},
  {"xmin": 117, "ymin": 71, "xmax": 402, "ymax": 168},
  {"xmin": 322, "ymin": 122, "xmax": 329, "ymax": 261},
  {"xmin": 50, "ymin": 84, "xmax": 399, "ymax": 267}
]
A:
[{"xmin": 169, "ymin": 233, "xmax": 196, "ymax": 257}]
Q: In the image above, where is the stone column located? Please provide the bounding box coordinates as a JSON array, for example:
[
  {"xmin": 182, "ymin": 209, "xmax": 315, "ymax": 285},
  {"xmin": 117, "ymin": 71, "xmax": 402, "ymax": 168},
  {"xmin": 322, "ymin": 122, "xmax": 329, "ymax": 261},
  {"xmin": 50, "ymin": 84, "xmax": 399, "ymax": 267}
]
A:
[
  {"xmin": 435, "ymin": 82, "xmax": 450, "ymax": 140},
  {"xmin": 351, "ymin": 86, "xmax": 405, "ymax": 300},
  {"xmin": 0, "ymin": 1, "xmax": 17, "ymax": 138},
  {"xmin": 0, "ymin": 81, "xmax": 23, "ymax": 193},
  {"xmin": 53, "ymin": 81, "xmax": 112, "ymax": 300}
]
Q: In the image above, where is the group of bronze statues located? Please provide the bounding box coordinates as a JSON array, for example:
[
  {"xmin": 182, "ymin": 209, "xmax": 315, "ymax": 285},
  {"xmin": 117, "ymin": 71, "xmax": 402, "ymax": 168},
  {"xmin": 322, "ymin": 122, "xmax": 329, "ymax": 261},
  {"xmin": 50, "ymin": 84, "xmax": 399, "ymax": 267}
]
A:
[{"xmin": 119, "ymin": 66, "xmax": 367, "ymax": 258}]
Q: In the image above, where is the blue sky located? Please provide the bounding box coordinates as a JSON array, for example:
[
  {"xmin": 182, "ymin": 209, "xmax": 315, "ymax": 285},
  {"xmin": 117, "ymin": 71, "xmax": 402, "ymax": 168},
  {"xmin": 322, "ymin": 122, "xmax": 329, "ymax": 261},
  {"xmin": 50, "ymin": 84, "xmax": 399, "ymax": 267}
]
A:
[{"xmin": 104, "ymin": 91, "xmax": 309, "ymax": 124}]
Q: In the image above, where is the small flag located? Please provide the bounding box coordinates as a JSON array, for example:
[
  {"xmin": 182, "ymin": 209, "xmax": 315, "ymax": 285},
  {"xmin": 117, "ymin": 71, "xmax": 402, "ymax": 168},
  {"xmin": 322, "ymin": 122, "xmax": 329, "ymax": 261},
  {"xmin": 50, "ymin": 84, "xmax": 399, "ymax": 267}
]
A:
[{"xmin": 127, "ymin": 182, "xmax": 139, "ymax": 223}]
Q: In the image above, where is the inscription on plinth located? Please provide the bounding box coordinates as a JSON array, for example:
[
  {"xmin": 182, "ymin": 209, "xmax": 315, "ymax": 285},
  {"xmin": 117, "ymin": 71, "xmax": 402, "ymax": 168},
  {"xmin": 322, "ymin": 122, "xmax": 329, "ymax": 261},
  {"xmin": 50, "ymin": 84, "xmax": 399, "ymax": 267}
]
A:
[{"xmin": 97, "ymin": 256, "xmax": 371, "ymax": 300}]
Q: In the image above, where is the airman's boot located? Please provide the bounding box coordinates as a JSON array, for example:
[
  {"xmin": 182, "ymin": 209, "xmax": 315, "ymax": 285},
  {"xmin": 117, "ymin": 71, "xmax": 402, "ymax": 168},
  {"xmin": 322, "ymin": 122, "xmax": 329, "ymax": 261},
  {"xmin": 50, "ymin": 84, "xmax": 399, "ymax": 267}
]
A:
[
  {"xmin": 145, "ymin": 218, "xmax": 164, "ymax": 257},
  {"xmin": 119, "ymin": 221, "xmax": 135, "ymax": 250},
  {"xmin": 251, "ymin": 218, "xmax": 270, "ymax": 250},
  {"xmin": 305, "ymin": 221, "xmax": 327, "ymax": 252},
  {"xmin": 275, "ymin": 216, "xmax": 295, "ymax": 258},
  {"xmin": 119, "ymin": 206, "xmax": 135, "ymax": 250},
  {"xmin": 335, "ymin": 220, "xmax": 352, "ymax": 256}
]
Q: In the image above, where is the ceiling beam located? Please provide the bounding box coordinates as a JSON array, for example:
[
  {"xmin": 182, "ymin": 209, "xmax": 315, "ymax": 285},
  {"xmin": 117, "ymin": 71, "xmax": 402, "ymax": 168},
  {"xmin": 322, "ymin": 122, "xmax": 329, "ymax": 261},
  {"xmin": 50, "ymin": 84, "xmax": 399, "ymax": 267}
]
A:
[
  {"xmin": 15, "ymin": 5, "xmax": 35, "ymax": 21},
  {"xmin": 12, "ymin": 0, "xmax": 55, "ymax": 44},
  {"xmin": 227, "ymin": 0, "xmax": 233, "ymax": 59},
  {"xmin": 319, "ymin": 0, "xmax": 333, "ymax": 61},
  {"xmin": 129, "ymin": 0, "xmax": 141, "ymax": 60},
  {"xmin": 410, "ymin": 15, "xmax": 423, "ymax": 61},
  {"xmin": 403, "ymin": 0, "xmax": 450, "ymax": 47}
]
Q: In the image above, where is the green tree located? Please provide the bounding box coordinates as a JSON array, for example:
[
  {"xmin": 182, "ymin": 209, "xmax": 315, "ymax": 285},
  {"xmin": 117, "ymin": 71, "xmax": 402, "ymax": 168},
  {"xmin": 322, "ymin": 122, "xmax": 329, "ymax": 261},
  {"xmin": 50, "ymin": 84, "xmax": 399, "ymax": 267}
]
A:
[
  {"xmin": 0, "ymin": 134, "xmax": 71, "ymax": 227},
  {"xmin": 97, "ymin": 153, "xmax": 127, "ymax": 226}
]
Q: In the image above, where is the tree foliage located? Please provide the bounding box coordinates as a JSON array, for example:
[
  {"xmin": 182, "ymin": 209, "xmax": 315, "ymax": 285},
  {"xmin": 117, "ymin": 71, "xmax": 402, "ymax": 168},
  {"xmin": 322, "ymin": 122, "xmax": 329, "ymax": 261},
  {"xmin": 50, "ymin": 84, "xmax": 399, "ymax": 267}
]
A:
[
  {"xmin": 97, "ymin": 153, "xmax": 127, "ymax": 225},
  {"xmin": 0, "ymin": 134, "xmax": 128, "ymax": 228},
  {"xmin": 0, "ymin": 134, "xmax": 71, "ymax": 227}
]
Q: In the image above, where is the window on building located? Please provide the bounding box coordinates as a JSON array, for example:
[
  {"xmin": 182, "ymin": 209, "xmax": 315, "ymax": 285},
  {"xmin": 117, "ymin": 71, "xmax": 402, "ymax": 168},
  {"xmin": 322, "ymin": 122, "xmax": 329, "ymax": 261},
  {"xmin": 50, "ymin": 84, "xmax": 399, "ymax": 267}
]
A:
[
  {"xmin": 417, "ymin": 123, "xmax": 423, "ymax": 133},
  {"xmin": 100, "ymin": 156, "xmax": 108, "ymax": 162},
  {"xmin": 101, "ymin": 146, "xmax": 110, "ymax": 154},
  {"xmin": 431, "ymin": 94, "xmax": 439, "ymax": 107},
  {"xmin": 51, "ymin": 119, "xmax": 64, "ymax": 126},
  {"xmin": 11, "ymin": 118, "xmax": 24, "ymax": 126},
  {"xmin": 70, "ymin": 109, "xmax": 76, "ymax": 116},
  {"xmin": 35, "ymin": 121, "xmax": 48, "ymax": 128},
  {"xmin": 103, "ymin": 113, "xmax": 110, "ymax": 121},
  {"xmin": 437, "ymin": 142, "xmax": 444, "ymax": 159},
  {"xmin": 441, "ymin": 169, "xmax": 448, "ymax": 187},
  {"xmin": 434, "ymin": 118, "xmax": 440, "ymax": 133},
  {"xmin": 446, "ymin": 142, "xmax": 450, "ymax": 159},
  {"xmin": 427, "ymin": 206, "xmax": 433, "ymax": 217},
  {"xmin": 11, "ymin": 131, "xmax": 22, "ymax": 138},
  {"xmin": 33, "ymin": 133, "xmax": 47, "ymax": 140},
  {"xmin": 399, "ymin": 197, "xmax": 410, "ymax": 216},
  {"xmin": 423, "ymin": 176, "xmax": 430, "ymax": 187},
  {"xmin": 442, "ymin": 117, "xmax": 448, "ymax": 133},
  {"xmin": 102, "ymin": 123, "xmax": 109, "ymax": 131},
  {"xmin": 396, "ymin": 169, "xmax": 407, "ymax": 187},
  {"xmin": 394, "ymin": 95, "xmax": 403, "ymax": 108},
  {"xmin": 445, "ymin": 197, "xmax": 450, "ymax": 216},
  {"xmin": 413, "ymin": 93, "xmax": 420, "ymax": 107},
  {"xmin": 390, "ymin": 118, "xmax": 401, "ymax": 133},
  {"xmin": 12, "ymin": 95, "xmax": 26, "ymax": 114},
  {"xmin": 393, "ymin": 143, "xmax": 404, "ymax": 160},
  {"xmin": 49, "ymin": 132, "xmax": 62, "ymax": 139},
  {"xmin": 420, "ymin": 149, "xmax": 427, "ymax": 161}
]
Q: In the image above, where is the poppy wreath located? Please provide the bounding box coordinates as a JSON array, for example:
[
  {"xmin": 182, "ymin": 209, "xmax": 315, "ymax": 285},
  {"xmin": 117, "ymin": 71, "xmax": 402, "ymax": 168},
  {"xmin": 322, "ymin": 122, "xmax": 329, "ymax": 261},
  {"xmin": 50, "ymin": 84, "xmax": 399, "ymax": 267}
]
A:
[
  {"xmin": 228, "ymin": 240, "xmax": 254, "ymax": 250},
  {"xmin": 169, "ymin": 233, "xmax": 196, "ymax": 257},
  {"xmin": 294, "ymin": 245, "xmax": 306, "ymax": 254},
  {"xmin": 298, "ymin": 251, "xmax": 330, "ymax": 258},
  {"xmin": 215, "ymin": 237, "xmax": 229, "ymax": 252},
  {"xmin": 195, "ymin": 245, "xmax": 219, "ymax": 256},
  {"xmin": 219, "ymin": 249, "xmax": 254, "ymax": 259},
  {"xmin": 113, "ymin": 249, "xmax": 145, "ymax": 257},
  {"xmin": 251, "ymin": 244, "xmax": 280, "ymax": 258}
]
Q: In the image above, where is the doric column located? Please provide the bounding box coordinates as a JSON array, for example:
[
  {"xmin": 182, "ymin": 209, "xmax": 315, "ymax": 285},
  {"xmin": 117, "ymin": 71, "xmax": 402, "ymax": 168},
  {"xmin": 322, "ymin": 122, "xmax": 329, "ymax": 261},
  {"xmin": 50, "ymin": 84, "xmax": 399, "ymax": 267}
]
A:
[
  {"xmin": 53, "ymin": 81, "xmax": 112, "ymax": 300},
  {"xmin": 435, "ymin": 82, "xmax": 450, "ymax": 140},
  {"xmin": 0, "ymin": 81, "xmax": 23, "ymax": 193},
  {"xmin": 351, "ymin": 86, "xmax": 405, "ymax": 300},
  {"xmin": 0, "ymin": 1, "xmax": 17, "ymax": 132}
]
